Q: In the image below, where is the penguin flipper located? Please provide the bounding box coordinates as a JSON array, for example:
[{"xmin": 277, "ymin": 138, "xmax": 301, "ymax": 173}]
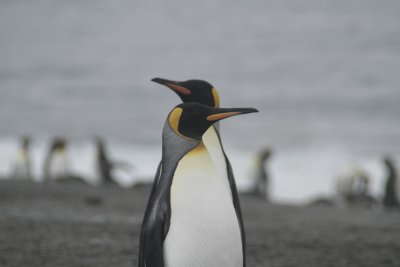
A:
[
  {"xmin": 225, "ymin": 155, "xmax": 246, "ymax": 267},
  {"xmin": 139, "ymin": 162, "xmax": 164, "ymax": 267},
  {"xmin": 139, "ymin": 203, "xmax": 166, "ymax": 267},
  {"xmin": 149, "ymin": 162, "xmax": 162, "ymax": 201}
]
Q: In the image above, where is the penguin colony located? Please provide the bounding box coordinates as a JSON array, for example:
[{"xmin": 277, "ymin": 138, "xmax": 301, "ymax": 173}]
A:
[
  {"xmin": 7, "ymin": 79, "xmax": 399, "ymax": 210},
  {"xmin": 3, "ymin": 78, "xmax": 400, "ymax": 266},
  {"xmin": 139, "ymin": 78, "xmax": 258, "ymax": 267}
]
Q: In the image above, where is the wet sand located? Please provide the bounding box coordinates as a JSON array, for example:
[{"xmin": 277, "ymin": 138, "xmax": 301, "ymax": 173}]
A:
[{"xmin": 0, "ymin": 180, "xmax": 399, "ymax": 267}]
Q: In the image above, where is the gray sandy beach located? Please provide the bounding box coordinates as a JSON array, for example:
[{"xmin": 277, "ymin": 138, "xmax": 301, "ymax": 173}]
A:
[{"xmin": 1, "ymin": 180, "xmax": 399, "ymax": 267}]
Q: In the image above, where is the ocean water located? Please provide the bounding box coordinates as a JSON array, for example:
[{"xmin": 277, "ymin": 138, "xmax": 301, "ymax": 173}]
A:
[{"xmin": 1, "ymin": 0, "xmax": 399, "ymax": 203}]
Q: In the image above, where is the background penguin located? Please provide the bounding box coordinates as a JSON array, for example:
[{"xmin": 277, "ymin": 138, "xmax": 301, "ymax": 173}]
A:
[
  {"xmin": 382, "ymin": 156, "xmax": 399, "ymax": 209},
  {"xmin": 335, "ymin": 162, "xmax": 376, "ymax": 209},
  {"xmin": 150, "ymin": 77, "xmax": 246, "ymax": 263},
  {"xmin": 44, "ymin": 138, "xmax": 90, "ymax": 184},
  {"xmin": 249, "ymin": 147, "xmax": 272, "ymax": 200},
  {"xmin": 139, "ymin": 103, "xmax": 257, "ymax": 267},
  {"xmin": 95, "ymin": 137, "xmax": 135, "ymax": 186},
  {"xmin": 43, "ymin": 138, "xmax": 69, "ymax": 181},
  {"xmin": 95, "ymin": 137, "xmax": 117, "ymax": 185},
  {"xmin": 12, "ymin": 136, "xmax": 32, "ymax": 180}
]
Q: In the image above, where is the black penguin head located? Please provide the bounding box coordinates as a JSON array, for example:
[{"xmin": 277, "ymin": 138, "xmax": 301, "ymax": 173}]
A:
[
  {"xmin": 20, "ymin": 136, "xmax": 31, "ymax": 150},
  {"xmin": 259, "ymin": 148, "xmax": 272, "ymax": 161},
  {"xmin": 383, "ymin": 156, "xmax": 395, "ymax": 168},
  {"xmin": 51, "ymin": 138, "xmax": 66, "ymax": 152},
  {"xmin": 152, "ymin": 77, "xmax": 220, "ymax": 108},
  {"xmin": 95, "ymin": 137, "xmax": 106, "ymax": 152},
  {"xmin": 167, "ymin": 102, "xmax": 258, "ymax": 140}
]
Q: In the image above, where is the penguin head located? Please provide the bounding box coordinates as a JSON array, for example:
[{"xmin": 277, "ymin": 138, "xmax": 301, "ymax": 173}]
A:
[
  {"xmin": 152, "ymin": 77, "xmax": 220, "ymax": 108},
  {"xmin": 383, "ymin": 156, "xmax": 395, "ymax": 168},
  {"xmin": 259, "ymin": 148, "xmax": 272, "ymax": 161},
  {"xmin": 167, "ymin": 102, "xmax": 258, "ymax": 140},
  {"xmin": 51, "ymin": 138, "xmax": 67, "ymax": 152},
  {"xmin": 21, "ymin": 136, "xmax": 31, "ymax": 150}
]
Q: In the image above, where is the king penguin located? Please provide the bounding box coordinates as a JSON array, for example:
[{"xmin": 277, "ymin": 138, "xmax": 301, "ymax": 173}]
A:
[
  {"xmin": 383, "ymin": 156, "xmax": 400, "ymax": 209},
  {"xmin": 139, "ymin": 103, "xmax": 257, "ymax": 267},
  {"xmin": 249, "ymin": 148, "xmax": 272, "ymax": 200},
  {"xmin": 95, "ymin": 137, "xmax": 117, "ymax": 185},
  {"xmin": 43, "ymin": 138, "xmax": 69, "ymax": 181},
  {"xmin": 12, "ymin": 136, "xmax": 32, "ymax": 180},
  {"xmin": 146, "ymin": 77, "xmax": 247, "ymax": 264}
]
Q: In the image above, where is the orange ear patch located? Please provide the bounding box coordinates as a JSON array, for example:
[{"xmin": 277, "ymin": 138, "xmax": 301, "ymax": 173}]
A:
[
  {"xmin": 167, "ymin": 83, "xmax": 192, "ymax": 95},
  {"xmin": 206, "ymin": 112, "xmax": 241, "ymax": 121}
]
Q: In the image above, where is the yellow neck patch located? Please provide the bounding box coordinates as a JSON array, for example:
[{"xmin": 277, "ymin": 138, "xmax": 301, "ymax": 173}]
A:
[
  {"xmin": 169, "ymin": 107, "xmax": 182, "ymax": 134},
  {"xmin": 168, "ymin": 107, "xmax": 190, "ymax": 139},
  {"xmin": 212, "ymin": 88, "xmax": 220, "ymax": 108},
  {"xmin": 189, "ymin": 141, "xmax": 206, "ymax": 155}
]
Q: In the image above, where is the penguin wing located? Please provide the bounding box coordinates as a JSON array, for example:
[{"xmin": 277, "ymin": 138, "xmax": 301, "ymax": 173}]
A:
[
  {"xmin": 139, "ymin": 162, "xmax": 167, "ymax": 267},
  {"xmin": 139, "ymin": 202, "xmax": 168, "ymax": 267},
  {"xmin": 213, "ymin": 126, "xmax": 246, "ymax": 266},
  {"xmin": 148, "ymin": 162, "xmax": 162, "ymax": 201},
  {"xmin": 225, "ymin": 155, "xmax": 247, "ymax": 267}
]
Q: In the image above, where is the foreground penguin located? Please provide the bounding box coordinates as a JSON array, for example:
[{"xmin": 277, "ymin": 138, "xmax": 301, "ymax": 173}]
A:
[
  {"xmin": 149, "ymin": 77, "xmax": 247, "ymax": 262},
  {"xmin": 139, "ymin": 103, "xmax": 257, "ymax": 267}
]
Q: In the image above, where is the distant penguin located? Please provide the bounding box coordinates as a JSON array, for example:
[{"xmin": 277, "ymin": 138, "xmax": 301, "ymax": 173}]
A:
[
  {"xmin": 250, "ymin": 148, "xmax": 272, "ymax": 200},
  {"xmin": 95, "ymin": 138, "xmax": 117, "ymax": 185},
  {"xmin": 149, "ymin": 77, "xmax": 246, "ymax": 262},
  {"xmin": 139, "ymin": 103, "xmax": 257, "ymax": 267},
  {"xmin": 43, "ymin": 138, "xmax": 70, "ymax": 181},
  {"xmin": 12, "ymin": 136, "xmax": 32, "ymax": 180},
  {"xmin": 335, "ymin": 163, "xmax": 375, "ymax": 208},
  {"xmin": 382, "ymin": 156, "xmax": 399, "ymax": 209}
]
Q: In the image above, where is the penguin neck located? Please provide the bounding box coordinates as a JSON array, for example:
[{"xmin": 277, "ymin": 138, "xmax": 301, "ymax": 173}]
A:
[
  {"xmin": 172, "ymin": 141, "xmax": 230, "ymax": 193},
  {"xmin": 159, "ymin": 121, "xmax": 199, "ymax": 191},
  {"xmin": 256, "ymin": 157, "xmax": 267, "ymax": 176},
  {"xmin": 258, "ymin": 155, "xmax": 268, "ymax": 175},
  {"xmin": 386, "ymin": 163, "xmax": 397, "ymax": 180},
  {"xmin": 202, "ymin": 126, "xmax": 228, "ymax": 179}
]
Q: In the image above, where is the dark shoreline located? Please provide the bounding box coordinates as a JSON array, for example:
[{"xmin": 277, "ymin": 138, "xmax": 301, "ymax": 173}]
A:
[{"xmin": 0, "ymin": 180, "xmax": 399, "ymax": 267}]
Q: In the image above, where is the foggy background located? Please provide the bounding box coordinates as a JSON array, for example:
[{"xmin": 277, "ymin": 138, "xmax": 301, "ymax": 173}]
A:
[{"xmin": 1, "ymin": 0, "xmax": 399, "ymax": 203}]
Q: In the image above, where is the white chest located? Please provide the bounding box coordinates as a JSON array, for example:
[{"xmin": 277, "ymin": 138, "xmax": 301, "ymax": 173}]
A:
[
  {"xmin": 164, "ymin": 143, "xmax": 242, "ymax": 267},
  {"xmin": 49, "ymin": 152, "xmax": 68, "ymax": 179},
  {"xmin": 202, "ymin": 127, "xmax": 228, "ymax": 180}
]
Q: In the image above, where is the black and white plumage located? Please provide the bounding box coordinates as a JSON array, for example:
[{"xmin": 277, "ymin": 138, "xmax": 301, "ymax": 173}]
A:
[
  {"xmin": 139, "ymin": 102, "xmax": 257, "ymax": 267},
  {"xmin": 383, "ymin": 156, "xmax": 400, "ymax": 209},
  {"xmin": 141, "ymin": 78, "xmax": 247, "ymax": 266}
]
